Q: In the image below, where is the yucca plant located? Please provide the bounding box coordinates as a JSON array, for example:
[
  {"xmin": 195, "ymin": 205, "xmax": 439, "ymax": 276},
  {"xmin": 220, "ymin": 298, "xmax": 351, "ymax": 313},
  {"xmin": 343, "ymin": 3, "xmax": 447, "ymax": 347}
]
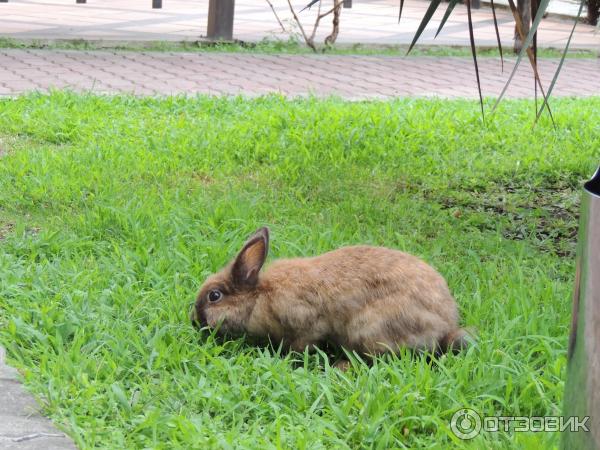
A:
[{"xmin": 300, "ymin": 0, "xmax": 587, "ymax": 124}]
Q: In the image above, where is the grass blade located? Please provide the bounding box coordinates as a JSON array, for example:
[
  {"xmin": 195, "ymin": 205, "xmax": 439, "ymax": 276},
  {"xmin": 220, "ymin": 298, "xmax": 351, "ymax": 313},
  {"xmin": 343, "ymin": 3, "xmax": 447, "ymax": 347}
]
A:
[
  {"xmin": 466, "ymin": 0, "xmax": 485, "ymax": 119},
  {"xmin": 535, "ymin": 0, "xmax": 585, "ymax": 124},
  {"xmin": 492, "ymin": 0, "xmax": 550, "ymax": 112},
  {"xmin": 435, "ymin": 0, "xmax": 460, "ymax": 38},
  {"xmin": 490, "ymin": 0, "xmax": 504, "ymax": 71},
  {"xmin": 407, "ymin": 0, "xmax": 443, "ymax": 54}
]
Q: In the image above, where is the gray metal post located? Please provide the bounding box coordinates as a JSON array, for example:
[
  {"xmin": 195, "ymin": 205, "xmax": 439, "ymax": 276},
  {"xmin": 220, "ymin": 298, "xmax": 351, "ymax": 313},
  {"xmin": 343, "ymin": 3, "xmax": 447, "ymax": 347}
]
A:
[
  {"xmin": 76, "ymin": 0, "xmax": 86, "ymax": 3},
  {"xmin": 563, "ymin": 165, "xmax": 600, "ymax": 450},
  {"xmin": 152, "ymin": 0, "xmax": 162, "ymax": 8},
  {"xmin": 207, "ymin": 0, "xmax": 235, "ymax": 41}
]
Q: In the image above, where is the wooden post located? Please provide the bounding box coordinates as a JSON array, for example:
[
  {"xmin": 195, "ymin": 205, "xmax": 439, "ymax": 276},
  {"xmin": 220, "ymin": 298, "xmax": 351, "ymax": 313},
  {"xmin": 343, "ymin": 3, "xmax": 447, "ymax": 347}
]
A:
[
  {"xmin": 207, "ymin": 0, "xmax": 235, "ymax": 41},
  {"xmin": 589, "ymin": 0, "xmax": 599, "ymax": 25},
  {"xmin": 152, "ymin": 0, "xmax": 162, "ymax": 8}
]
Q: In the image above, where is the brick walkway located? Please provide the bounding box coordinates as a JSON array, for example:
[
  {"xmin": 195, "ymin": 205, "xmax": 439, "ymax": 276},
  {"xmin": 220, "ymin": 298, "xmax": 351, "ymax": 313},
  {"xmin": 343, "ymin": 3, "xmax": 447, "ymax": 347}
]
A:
[{"xmin": 0, "ymin": 49, "xmax": 598, "ymax": 98}]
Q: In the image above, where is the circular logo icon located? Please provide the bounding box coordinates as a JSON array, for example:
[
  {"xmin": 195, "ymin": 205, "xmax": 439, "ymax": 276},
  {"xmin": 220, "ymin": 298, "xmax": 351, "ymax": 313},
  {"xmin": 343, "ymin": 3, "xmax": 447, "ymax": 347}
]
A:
[{"xmin": 450, "ymin": 408, "xmax": 482, "ymax": 440}]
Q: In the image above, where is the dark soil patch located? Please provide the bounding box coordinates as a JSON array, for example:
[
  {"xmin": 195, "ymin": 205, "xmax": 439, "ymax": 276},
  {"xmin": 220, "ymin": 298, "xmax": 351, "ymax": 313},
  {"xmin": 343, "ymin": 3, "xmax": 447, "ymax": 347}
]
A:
[
  {"xmin": 419, "ymin": 179, "xmax": 581, "ymax": 258},
  {"xmin": 0, "ymin": 222, "xmax": 15, "ymax": 241}
]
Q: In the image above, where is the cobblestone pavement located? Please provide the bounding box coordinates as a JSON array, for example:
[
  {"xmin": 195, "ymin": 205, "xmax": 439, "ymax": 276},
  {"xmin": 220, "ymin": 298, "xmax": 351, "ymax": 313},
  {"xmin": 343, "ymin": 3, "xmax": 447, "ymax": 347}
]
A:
[{"xmin": 0, "ymin": 49, "xmax": 598, "ymax": 98}]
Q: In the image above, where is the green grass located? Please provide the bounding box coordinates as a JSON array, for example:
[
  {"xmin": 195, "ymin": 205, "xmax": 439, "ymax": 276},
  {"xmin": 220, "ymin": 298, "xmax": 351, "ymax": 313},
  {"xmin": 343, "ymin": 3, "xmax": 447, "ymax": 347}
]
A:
[
  {"xmin": 0, "ymin": 92, "xmax": 599, "ymax": 449},
  {"xmin": 0, "ymin": 36, "xmax": 597, "ymax": 58}
]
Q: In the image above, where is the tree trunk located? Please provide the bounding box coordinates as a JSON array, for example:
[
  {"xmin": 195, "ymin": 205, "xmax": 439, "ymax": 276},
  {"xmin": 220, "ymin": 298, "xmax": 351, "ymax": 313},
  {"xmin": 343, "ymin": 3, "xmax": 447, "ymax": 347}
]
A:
[
  {"xmin": 513, "ymin": 0, "xmax": 531, "ymax": 53},
  {"xmin": 325, "ymin": 0, "xmax": 342, "ymax": 46},
  {"xmin": 207, "ymin": 0, "xmax": 236, "ymax": 41}
]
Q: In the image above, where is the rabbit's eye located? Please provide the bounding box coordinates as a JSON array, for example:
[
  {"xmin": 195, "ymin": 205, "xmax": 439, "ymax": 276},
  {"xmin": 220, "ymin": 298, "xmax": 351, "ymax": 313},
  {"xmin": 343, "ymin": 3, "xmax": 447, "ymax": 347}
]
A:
[{"xmin": 208, "ymin": 289, "xmax": 222, "ymax": 303}]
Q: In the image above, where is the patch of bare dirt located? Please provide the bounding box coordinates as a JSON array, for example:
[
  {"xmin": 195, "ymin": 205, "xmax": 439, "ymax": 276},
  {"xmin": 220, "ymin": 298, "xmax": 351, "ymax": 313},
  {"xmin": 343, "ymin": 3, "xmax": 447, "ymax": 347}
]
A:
[
  {"xmin": 434, "ymin": 181, "xmax": 580, "ymax": 257},
  {"xmin": 0, "ymin": 222, "xmax": 15, "ymax": 241}
]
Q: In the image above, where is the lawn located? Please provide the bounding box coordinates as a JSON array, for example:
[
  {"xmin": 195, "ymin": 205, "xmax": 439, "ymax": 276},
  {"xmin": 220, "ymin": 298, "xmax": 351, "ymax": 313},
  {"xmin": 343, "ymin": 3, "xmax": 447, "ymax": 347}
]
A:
[{"xmin": 0, "ymin": 92, "xmax": 599, "ymax": 449}]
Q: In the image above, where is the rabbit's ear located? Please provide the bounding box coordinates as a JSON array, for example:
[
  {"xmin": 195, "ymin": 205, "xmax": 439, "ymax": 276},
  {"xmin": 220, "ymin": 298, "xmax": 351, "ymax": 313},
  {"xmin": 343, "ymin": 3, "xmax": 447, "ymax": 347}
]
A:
[{"xmin": 231, "ymin": 227, "xmax": 269, "ymax": 288}]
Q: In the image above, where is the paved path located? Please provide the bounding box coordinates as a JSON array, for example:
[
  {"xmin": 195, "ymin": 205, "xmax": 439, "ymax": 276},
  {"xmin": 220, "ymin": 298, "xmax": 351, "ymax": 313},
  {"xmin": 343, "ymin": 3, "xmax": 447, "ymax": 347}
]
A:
[
  {"xmin": 0, "ymin": 49, "xmax": 598, "ymax": 98},
  {"xmin": 0, "ymin": 0, "xmax": 598, "ymax": 49},
  {"xmin": 0, "ymin": 346, "xmax": 77, "ymax": 450}
]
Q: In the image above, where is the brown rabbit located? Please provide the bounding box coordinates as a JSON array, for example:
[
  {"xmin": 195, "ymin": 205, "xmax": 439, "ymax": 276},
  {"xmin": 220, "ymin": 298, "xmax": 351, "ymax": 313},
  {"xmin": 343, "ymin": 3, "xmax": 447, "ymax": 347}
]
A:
[{"xmin": 191, "ymin": 227, "xmax": 470, "ymax": 357}]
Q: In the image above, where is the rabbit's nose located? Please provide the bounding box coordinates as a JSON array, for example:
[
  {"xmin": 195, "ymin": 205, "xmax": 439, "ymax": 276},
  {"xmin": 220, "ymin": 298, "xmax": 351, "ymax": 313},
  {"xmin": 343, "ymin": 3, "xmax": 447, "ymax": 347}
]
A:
[{"xmin": 197, "ymin": 308, "xmax": 209, "ymax": 328}]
